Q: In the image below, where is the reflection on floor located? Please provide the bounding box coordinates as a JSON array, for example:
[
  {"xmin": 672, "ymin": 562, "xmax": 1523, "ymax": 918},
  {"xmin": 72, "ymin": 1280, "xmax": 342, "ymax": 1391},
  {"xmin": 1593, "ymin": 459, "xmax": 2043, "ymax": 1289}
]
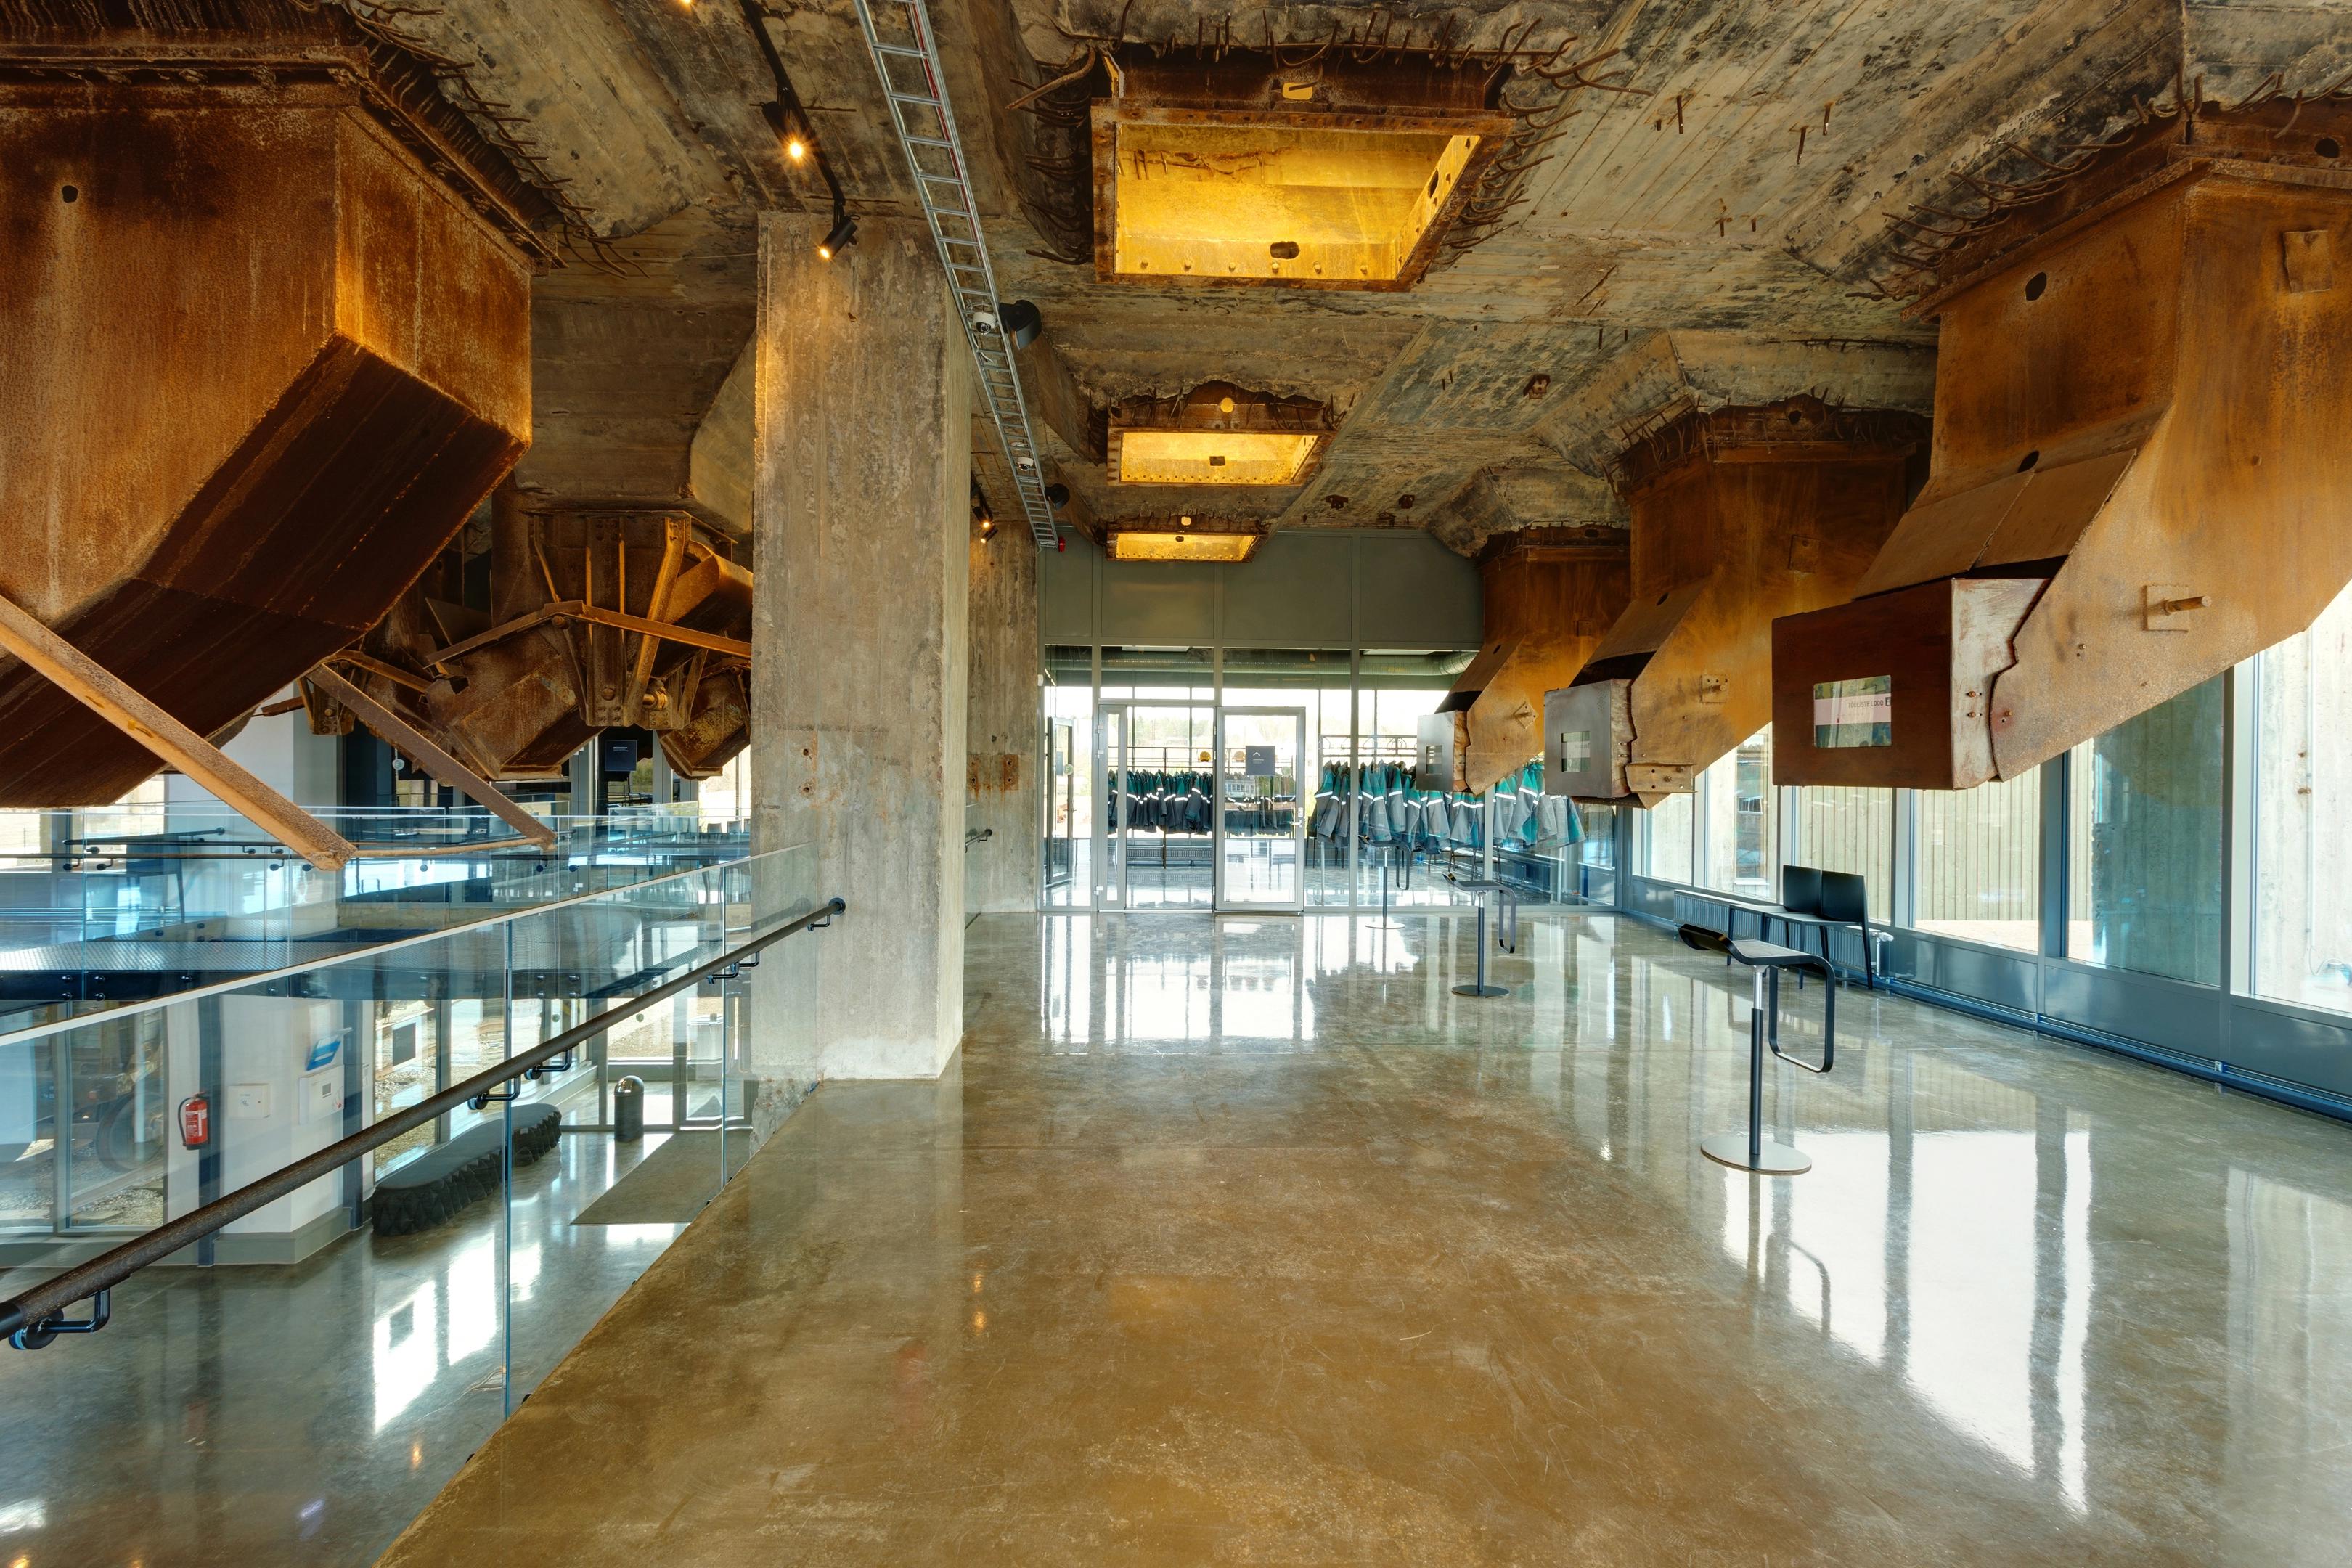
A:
[
  {"xmin": 192, "ymin": 916, "xmax": 2352, "ymax": 1560},
  {"xmin": 378, "ymin": 911, "xmax": 2352, "ymax": 1564},
  {"xmin": 0, "ymin": 1122, "xmax": 709, "ymax": 1567}
]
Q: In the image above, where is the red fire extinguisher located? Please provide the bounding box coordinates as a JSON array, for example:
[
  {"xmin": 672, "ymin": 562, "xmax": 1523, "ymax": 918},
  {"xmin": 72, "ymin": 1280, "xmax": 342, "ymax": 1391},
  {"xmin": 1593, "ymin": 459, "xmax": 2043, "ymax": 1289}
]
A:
[{"xmin": 178, "ymin": 1093, "xmax": 211, "ymax": 1149}]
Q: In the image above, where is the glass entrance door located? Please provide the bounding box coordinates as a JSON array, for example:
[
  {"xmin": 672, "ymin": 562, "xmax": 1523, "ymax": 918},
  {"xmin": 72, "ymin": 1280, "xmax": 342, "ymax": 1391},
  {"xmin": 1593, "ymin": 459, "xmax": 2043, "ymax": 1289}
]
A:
[
  {"xmin": 1216, "ymin": 708, "xmax": 1307, "ymax": 912},
  {"xmin": 1098, "ymin": 702, "xmax": 1216, "ymax": 910}
]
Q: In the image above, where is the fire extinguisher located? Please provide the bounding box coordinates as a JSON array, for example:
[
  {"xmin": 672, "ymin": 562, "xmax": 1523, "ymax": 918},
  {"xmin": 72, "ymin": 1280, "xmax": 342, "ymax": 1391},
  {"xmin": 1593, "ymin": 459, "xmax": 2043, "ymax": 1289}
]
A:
[{"xmin": 178, "ymin": 1093, "xmax": 211, "ymax": 1149}]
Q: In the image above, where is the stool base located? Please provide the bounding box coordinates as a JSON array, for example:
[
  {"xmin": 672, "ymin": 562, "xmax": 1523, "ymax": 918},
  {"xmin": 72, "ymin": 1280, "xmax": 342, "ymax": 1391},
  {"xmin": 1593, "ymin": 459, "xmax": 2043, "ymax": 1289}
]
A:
[{"xmin": 1699, "ymin": 1131, "xmax": 1811, "ymax": 1175}]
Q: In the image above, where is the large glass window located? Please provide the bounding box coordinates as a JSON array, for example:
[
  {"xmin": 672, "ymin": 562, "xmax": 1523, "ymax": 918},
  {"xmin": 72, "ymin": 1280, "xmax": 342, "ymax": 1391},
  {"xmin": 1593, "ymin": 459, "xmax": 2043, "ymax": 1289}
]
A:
[
  {"xmin": 1041, "ymin": 645, "xmax": 1093, "ymax": 907},
  {"xmin": 1698, "ymin": 727, "xmax": 1774, "ymax": 899},
  {"xmin": 2251, "ymin": 582, "xmax": 2352, "ymax": 1013},
  {"xmin": 1638, "ymin": 792, "xmax": 1694, "ymax": 883},
  {"xmin": 1357, "ymin": 650, "xmax": 1475, "ymax": 909},
  {"xmin": 1790, "ymin": 786, "xmax": 1893, "ymax": 921},
  {"xmin": 2066, "ymin": 678, "xmax": 2224, "ymax": 986},
  {"xmin": 1912, "ymin": 769, "xmax": 2040, "ymax": 951}
]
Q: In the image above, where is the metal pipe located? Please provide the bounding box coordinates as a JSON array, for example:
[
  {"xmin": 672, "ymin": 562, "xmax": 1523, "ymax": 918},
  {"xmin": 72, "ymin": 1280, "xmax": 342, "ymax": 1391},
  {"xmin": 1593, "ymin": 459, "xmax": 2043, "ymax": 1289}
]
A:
[
  {"xmin": 1749, "ymin": 968, "xmax": 1768, "ymax": 1167},
  {"xmin": 0, "ymin": 896, "xmax": 845, "ymax": 1346}
]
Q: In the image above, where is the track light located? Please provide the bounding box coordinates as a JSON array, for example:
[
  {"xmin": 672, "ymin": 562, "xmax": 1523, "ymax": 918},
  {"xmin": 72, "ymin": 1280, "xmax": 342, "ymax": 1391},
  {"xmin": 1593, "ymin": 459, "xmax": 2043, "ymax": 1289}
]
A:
[
  {"xmin": 817, "ymin": 209, "xmax": 856, "ymax": 261},
  {"xmin": 999, "ymin": 298, "xmax": 1042, "ymax": 349}
]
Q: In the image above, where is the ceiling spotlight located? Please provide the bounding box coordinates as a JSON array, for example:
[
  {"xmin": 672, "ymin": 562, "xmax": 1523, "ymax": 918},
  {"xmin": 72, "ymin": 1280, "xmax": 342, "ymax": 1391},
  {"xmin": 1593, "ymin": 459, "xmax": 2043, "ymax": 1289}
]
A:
[
  {"xmin": 999, "ymin": 299, "xmax": 1042, "ymax": 349},
  {"xmin": 817, "ymin": 209, "xmax": 857, "ymax": 261},
  {"xmin": 786, "ymin": 136, "xmax": 807, "ymax": 163},
  {"xmin": 1179, "ymin": 514, "xmax": 1194, "ymax": 528},
  {"xmin": 1044, "ymin": 482, "xmax": 1069, "ymax": 508}
]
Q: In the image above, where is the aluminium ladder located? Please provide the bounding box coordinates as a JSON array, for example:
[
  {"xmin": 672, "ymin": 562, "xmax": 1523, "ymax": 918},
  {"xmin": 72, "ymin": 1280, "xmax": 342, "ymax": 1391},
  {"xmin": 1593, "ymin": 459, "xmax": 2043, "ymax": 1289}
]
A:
[{"xmin": 850, "ymin": 0, "xmax": 1060, "ymax": 547}]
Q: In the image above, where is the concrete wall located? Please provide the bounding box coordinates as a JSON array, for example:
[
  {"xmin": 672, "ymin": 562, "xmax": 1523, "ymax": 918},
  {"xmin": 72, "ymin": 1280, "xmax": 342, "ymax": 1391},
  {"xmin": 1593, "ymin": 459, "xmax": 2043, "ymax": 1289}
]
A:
[
  {"xmin": 965, "ymin": 526, "xmax": 1040, "ymax": 915},
  {"xmin": 1041, "ymin": 527, "xmax": 1480, "ymax": 650}
]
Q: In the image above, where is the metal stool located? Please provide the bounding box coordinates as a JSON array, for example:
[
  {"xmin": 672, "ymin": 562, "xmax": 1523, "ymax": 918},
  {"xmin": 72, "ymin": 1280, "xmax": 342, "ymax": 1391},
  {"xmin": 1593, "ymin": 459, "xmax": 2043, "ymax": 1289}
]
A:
[{"xmin": 1678, "ymin": 924, "xmax": 1834, "ymax": 1175}]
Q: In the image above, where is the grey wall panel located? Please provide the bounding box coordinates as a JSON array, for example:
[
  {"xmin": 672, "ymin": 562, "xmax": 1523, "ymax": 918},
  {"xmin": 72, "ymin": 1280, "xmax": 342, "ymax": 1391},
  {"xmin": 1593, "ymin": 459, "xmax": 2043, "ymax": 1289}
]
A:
[
  {"xmin": 1355, "ymin": 532, "xmax": 1480, "ymax": 649},
  {"xmin": 1221, "ymin": 532, "xmax": 1352, "ymax": 647},
  {"xmin": 2041, "ymin": 963, "xmax": 2221, "ymax": 1059},
  {"xmin": 1040, "ymin": 532, "xmax": 1096, "ymax": 645},
  {"xmin": 2221, "ymin": 1003, "xmax": 2352, "ymax": 1100},
  {"xmin": 1100, "ymin": 560, "xmax": 1217, "ymax": 645},
  {"xmin": 1896, "ymin": 933, "xmax": 2041, "ymax": 1016},
  {"xmin": 1623, "ymin": 875, "xmax": 1681, "ymax": 926}
]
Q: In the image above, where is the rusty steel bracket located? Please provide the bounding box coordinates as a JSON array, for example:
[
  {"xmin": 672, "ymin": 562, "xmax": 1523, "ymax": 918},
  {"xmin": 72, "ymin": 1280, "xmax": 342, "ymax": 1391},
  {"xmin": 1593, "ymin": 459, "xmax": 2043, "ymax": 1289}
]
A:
[
  {"xmin": 304, "ymin": 664, "xmax": 557, "ymax": 848},
  {"xmin": 0, "ymin": 591, "xmax": 356, "ymax": 870},
  {"xmin": 327, "ymin": 648, "xmax": 435, "ymax": 694},
  {"xmin": 426, "ymin": 600, "xmax": 751, "ymax": 672}
]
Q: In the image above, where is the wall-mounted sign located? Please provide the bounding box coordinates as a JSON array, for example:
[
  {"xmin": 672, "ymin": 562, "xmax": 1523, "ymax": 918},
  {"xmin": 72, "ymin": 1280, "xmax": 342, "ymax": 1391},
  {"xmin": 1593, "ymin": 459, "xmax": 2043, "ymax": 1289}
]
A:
[
  {"xmin": 1558, "ymin": 730, "xmax": 1591, "ymax": 766},
  {"xmin": 306, "ymin": 1034, "xmax": 342, "ymax": 1072},
  {"xmin": 1813, "ymin": 676, "xmax": 1892, "ymax": 748}
]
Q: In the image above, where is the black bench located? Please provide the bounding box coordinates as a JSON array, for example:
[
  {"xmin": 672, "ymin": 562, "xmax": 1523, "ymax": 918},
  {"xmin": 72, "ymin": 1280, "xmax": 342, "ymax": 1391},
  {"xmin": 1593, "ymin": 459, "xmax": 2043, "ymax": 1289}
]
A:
[{"xmin": 372, "ymin": 1101, "xmax": 563, "ymax": 1237}]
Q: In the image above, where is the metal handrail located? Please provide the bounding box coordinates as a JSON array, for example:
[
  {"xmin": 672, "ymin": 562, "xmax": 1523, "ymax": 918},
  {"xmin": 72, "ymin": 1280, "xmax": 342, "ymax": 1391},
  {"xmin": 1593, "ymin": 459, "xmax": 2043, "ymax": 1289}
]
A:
[{"xmin": 1, "ymin": 895, "xmax": 845, "ymax": 1349}]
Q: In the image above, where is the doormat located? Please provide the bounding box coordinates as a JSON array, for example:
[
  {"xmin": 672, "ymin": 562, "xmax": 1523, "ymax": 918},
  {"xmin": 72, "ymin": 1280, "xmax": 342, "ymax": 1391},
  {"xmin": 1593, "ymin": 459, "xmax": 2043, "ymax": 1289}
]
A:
[{"xmin": 570, "ymin": 1132, "xmax": 751, "ymax": 1226}]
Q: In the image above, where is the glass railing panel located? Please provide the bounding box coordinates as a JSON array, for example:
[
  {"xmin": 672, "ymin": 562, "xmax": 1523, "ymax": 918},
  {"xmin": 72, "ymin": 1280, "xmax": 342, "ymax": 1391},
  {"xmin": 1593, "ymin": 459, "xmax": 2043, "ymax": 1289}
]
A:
[
  {"xmin": 0, "ymin": 816, "xmax": 756, "ymax": 1040},
  {"xmin": 0, "ymin": 842, "xmax": 820, "ymax": 1565}
]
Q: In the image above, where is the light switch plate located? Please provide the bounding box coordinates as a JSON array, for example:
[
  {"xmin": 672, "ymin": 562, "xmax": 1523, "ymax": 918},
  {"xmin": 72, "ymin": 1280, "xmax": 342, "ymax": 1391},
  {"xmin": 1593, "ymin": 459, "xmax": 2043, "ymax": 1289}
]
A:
[{"xmin": 298, "ymin": 1069, "xmax": 341, "ymax": 1126}]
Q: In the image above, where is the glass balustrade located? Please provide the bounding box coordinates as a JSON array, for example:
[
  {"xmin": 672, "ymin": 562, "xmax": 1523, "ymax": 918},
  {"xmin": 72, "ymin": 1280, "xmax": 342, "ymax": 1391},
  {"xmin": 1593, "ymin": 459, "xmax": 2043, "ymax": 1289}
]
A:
[{"xmin": 0, "ymin": 841, "xmax": 821, "ymax": 1564}]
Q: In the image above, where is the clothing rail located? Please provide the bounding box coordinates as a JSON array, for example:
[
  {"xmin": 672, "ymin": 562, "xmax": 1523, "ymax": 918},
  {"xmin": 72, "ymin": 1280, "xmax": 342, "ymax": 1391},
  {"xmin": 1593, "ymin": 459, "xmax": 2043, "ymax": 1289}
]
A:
[{"xmin": 1, "ymin": 895, "xmax": 846, "ymax": 1349}]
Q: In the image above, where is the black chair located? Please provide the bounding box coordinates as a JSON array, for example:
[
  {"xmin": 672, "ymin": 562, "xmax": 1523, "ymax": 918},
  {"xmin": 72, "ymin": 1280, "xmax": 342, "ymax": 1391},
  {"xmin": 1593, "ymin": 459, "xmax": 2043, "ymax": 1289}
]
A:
[
  {"xmin": 1780, "ymin": 865, "xmax": 1823, "ymax": 919},
  {"xmin": 1817, "ymin": 871, "xmax": 1875, "ymax": 989},
  {"xmin": 1773, "ymin": 865, "xmax": 1824, "ymax": 957}
]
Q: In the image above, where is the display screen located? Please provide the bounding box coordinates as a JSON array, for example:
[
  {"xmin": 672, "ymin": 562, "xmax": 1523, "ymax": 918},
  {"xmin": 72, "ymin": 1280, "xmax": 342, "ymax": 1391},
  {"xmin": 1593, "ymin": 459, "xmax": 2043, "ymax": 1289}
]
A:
[{"xmin": 1813, "ymin": 676, "xmax": 1892, "ymax": 748}]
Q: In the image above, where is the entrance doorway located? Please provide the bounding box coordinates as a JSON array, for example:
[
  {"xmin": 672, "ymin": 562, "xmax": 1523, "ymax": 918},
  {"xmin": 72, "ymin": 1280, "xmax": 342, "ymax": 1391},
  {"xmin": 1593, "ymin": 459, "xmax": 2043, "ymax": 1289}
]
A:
[
  {"xmin": 1096, "ymin": 701, "xmax": 1215, "ymax": 910},
  {"xmin": 1214, "ymin": 707, "xmax": 1307, "ymax": 912},
  {"xmin": 1094, "ymin": 701, "xmax": 1307, "ymax": 912}
]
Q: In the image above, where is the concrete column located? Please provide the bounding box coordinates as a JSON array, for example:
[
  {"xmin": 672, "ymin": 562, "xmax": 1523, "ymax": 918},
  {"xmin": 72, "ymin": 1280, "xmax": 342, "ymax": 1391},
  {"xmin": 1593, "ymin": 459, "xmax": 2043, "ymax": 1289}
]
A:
[
  {"xmin": 751, "ymin": 213, "xmax": 971, "ymax": 1080},
  {"xmin": 965, "ymin": 520, "xmax": 1042, "ymax": 913}
]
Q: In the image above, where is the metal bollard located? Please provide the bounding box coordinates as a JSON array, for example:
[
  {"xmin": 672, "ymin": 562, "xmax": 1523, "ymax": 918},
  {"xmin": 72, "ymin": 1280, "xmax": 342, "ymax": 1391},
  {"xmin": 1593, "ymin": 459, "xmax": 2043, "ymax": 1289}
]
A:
[{"xmin": 613, "ymin": 1075, "xmax": 646, "ymax": 1143}]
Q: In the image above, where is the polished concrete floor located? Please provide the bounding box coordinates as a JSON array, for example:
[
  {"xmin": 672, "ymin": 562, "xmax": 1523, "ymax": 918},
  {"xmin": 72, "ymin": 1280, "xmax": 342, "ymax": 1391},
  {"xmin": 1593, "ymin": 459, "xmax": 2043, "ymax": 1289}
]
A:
[{"xmin": 373, "ymin": 910, "xmax": 2352, "ymax": 1565}]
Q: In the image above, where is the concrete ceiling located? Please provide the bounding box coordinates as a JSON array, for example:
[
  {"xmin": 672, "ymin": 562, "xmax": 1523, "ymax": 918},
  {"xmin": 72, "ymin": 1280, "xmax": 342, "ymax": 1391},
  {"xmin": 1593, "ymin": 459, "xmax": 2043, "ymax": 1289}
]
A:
[{"xmin": 410, "ymin": 0, "xmax": 2352, "ymax": 554}]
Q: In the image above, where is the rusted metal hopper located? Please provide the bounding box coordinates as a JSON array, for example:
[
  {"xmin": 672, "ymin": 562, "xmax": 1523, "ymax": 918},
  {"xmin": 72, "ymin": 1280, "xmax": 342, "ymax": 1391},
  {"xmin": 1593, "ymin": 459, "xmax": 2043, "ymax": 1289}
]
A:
[
  {"xmin": 1427, "ymin": 528, "xmax": 1630, "ymax": 796},
  {"xmin": 0, "ymin": 5, "xmax": 548, "ymax": 806},
  {"xmin": 1546, "ymin": 399, "xmax": 1927, "ymax": 805},
  {"xmin": 304, "ymin": 501, "xmax": 751, "ymax": 783},
  {"xmin": 1773, "ymin": 98, "xmax": 2352, "ymax": 791}
]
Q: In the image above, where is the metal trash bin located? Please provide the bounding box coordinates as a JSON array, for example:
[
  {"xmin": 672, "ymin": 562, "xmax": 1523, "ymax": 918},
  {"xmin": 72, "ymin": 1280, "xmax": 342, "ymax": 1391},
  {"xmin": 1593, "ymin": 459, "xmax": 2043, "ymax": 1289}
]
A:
[{"xmin": 613, "ymin": 1075, "xmax": 646, "ymax": 1143}]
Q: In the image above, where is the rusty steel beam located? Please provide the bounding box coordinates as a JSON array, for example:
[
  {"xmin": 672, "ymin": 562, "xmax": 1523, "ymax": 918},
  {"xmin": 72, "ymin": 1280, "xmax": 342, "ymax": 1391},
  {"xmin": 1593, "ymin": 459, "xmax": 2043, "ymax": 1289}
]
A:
[
  {"xmin": 0, "ymin": 592, "xmax": 354, "ymax": 870},
  {"xmin": 327, "ymin": 649, "xmax": 436, "ymax": 695},
  {"xmin": 304, "ymin": 664, "xmax": 555, "ymax": 848}
]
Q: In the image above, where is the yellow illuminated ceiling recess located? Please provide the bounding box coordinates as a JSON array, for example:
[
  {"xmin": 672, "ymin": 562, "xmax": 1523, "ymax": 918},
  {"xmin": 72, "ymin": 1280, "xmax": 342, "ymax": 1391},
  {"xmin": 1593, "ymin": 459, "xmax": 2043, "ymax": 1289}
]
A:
[
  {"xmin": 1106, "ymin": 121, "xmax": 1482, "ymax": 285},
  {"xmin": 1108, "ymin": 383, "xmax": 1336, "ymax": 488},
  {"xmin": 1110, "ymin": 530, "xmax": 1261, "ymax": 563},
  {"xmin": 1111, "ymin": 428, "xmax": 1323, "ymax": 486}
]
